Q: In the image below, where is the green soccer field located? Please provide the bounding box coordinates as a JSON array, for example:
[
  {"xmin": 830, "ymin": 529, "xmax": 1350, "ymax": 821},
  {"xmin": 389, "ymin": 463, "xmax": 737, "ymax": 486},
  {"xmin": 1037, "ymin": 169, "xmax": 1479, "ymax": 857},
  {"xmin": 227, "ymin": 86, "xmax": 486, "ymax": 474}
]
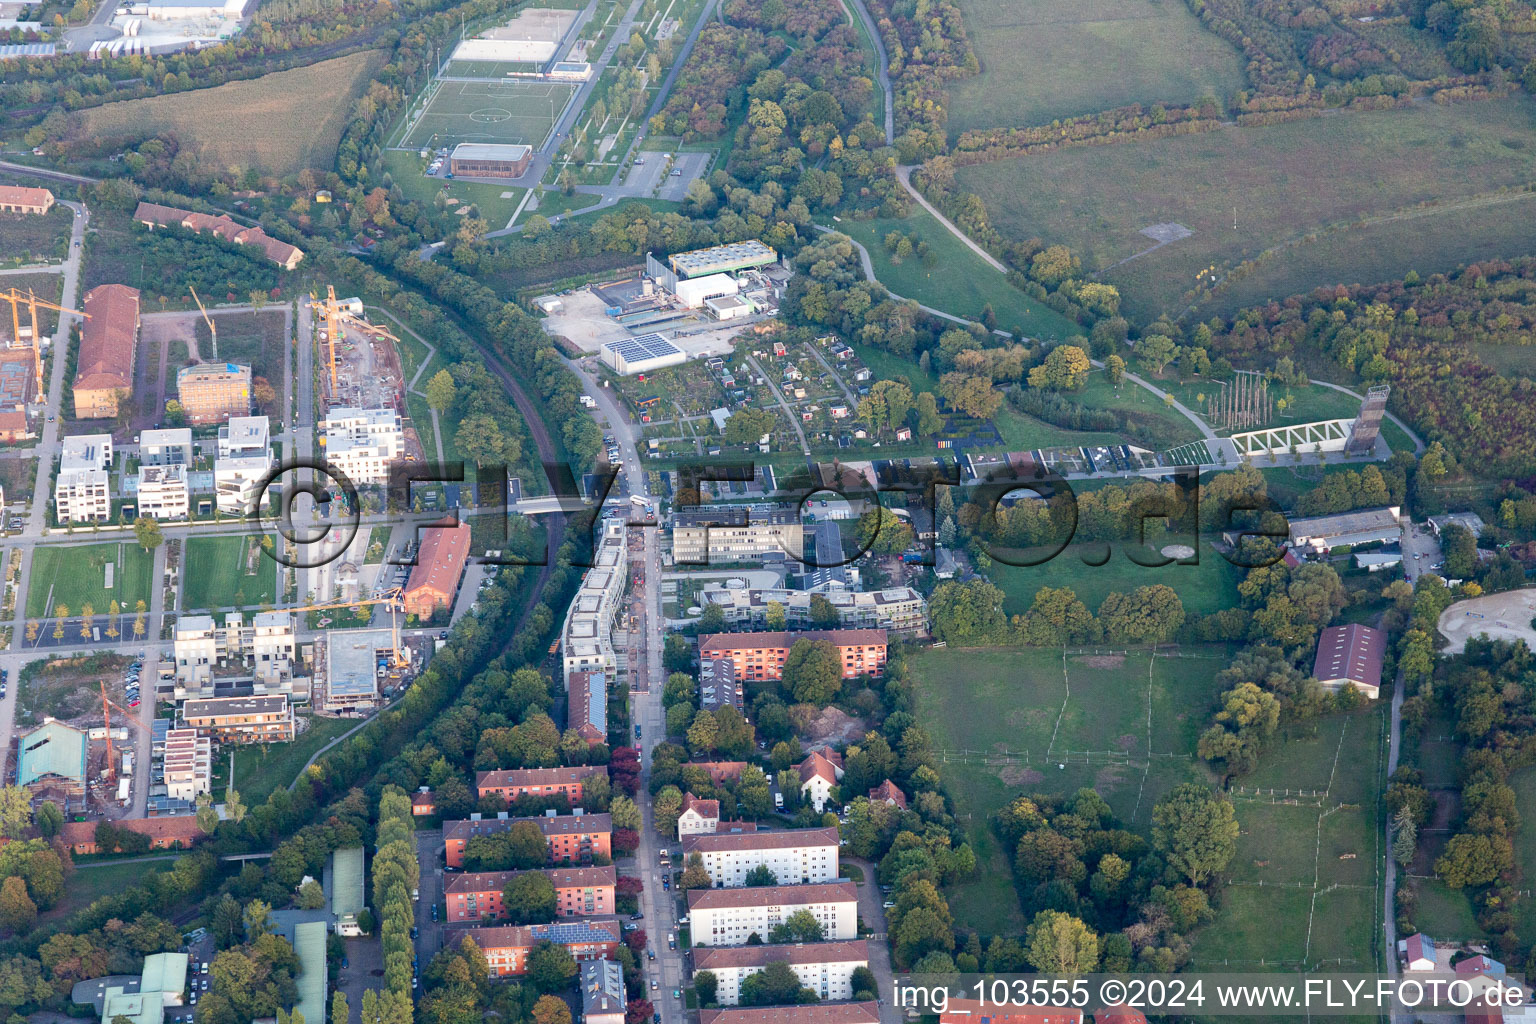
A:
[
  {"xmin": 397, "ymin": 79, "xmax": 575, "ymax": 152},
  {"xmin": 26, "ymin": 543, "xmax": 154, "ymax": 618},
  {"xmin": 442, "ymin": 59, "xmax": 545, "ymax": 79}
]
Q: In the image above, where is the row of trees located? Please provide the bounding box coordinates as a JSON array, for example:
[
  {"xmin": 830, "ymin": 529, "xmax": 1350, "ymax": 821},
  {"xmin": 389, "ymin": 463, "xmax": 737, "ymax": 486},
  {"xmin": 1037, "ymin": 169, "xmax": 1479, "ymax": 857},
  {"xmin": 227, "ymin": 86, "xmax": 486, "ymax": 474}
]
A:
[
  {"xmin": 927, "ymin": 578, "xmax": 1188, "ymax": 648},
  {"xmin": 376, "ymin": 785, "xmax": 422, "ymax": 1000}
]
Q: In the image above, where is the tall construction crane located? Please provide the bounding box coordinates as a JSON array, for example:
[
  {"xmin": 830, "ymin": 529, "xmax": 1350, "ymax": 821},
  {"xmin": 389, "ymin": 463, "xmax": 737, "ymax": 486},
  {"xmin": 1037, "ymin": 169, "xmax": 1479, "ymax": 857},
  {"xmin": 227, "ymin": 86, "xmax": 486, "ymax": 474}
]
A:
[
  {"xmin": 99, "ymin": 680, "xmax": 146, "ymax": 784},
  {"xmin": 0, "ymin": 288, "xmax": 88, "ymax": 403},
  {"xmin": 286, "ymin": 585, "xmax": 410, "ymax": 669},
  {"xmin": 188, "ymin": 284, "xmax": 218, "ymax": 360},
  {"xmin": 309, "ymin": 286, "xmax": 344, "ymax": 396}
]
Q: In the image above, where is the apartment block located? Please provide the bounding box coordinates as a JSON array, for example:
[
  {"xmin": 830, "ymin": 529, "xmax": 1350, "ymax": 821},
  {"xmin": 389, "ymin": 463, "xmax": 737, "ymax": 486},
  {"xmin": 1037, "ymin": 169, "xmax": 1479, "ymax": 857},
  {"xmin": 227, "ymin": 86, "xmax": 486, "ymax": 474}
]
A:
[
  {"xmin": 687, "ymin": 882, "xmax": 859, "ymax": 946},
  {"xmin": 700, "ymin": 585, "xmax": 928, "ymax": 634},
  {"xmin": 176, "ymin": 362, "xmax": 251, "ymax": 424},
  {"xmin": 699, "ymin": 1006, "xmax": 880, "ymax": 1024},
  {"xmin": 320, "ymin": 407, "xmax": 403, "ymax": 485},
  {"xmin": 672, "ymin": 505, "xmax": 805, "ymax": 564},
  {"xmin": 54, "ymin": 433, "xmax": 113, "ymax": 523},
  {"xmin": 475, "ymin": 765, "xmax": 607, "ymax": 803},
  {"xmin": 698, "ymin": 629, "xmax": 887, "ymax": 682},
  {"xmin": 693, "ymin": 940, "xmax": 869, "ymax": 1005},
  {"xmin": 136, "ymin": 463, "xmax": 189, "ymax": 519},
  {"xmin": 215, "ymin": 415, "xmax": 273, "ymax": 514},
  {"xmin": 560, "ymin": 518, "xmax": 626, "ymax": 683},
  {"xmin": 443, "ymin": 810, "xmax": 613, "ymax": 868},
  {"xmin": 139, "ymin": 427, "xmax": 193, "ymax": 466},
  {"xmin": 180, "ymin": 695, "xmax": 295, "ymax": 744},
  {"xmin": 682, "ymin": 826, "xmax": 841, "ymax": 887},
  {"xmin": 457, "ymin": 918, "xmax": 621, "ymax": 977},
  {"xmin": 162, "ymin": 727, "xmax": 212, "ymax": 802},
  {"xmin": 444, "ymin": 865, "xmax": 616, "ymax": 922},
  {"xmin": 173, "ymin": 611, "xmax": 298, "ymax": 698},
  {"xmin": 698, "ymin": 657, "xmax": 743, "ymax": 715}
]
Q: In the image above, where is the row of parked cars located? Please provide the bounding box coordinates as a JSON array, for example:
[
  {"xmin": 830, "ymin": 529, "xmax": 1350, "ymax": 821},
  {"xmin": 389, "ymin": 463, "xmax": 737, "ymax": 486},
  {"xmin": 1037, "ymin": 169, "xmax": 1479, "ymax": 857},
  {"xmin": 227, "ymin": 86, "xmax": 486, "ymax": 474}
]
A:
[{"xmin": 124, "ymin": 657, "xmax": 144, "ymax": 708}]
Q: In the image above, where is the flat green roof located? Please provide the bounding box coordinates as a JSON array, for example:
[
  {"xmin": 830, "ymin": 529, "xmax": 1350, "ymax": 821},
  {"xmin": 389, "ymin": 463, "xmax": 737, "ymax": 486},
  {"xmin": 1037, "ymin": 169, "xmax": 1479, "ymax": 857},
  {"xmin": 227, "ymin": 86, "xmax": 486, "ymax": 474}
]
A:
[
  {"xmin": 139, "ymin": 953, "xmax": 187, "ymax": 999},
  {"xmin": 293, "ymin": 921, "xmax": 328, "ymax": 1024},
  {"xmin": 18, "ymin": 719, "xmax": 87, "ymax": 788},
  {"xmin": 330, "ymin": 846, "xmax": 364, "ymax": 919},
  {"xmin": 101, "ymin": 987, "xmax": 159, "ymax": 1024}
]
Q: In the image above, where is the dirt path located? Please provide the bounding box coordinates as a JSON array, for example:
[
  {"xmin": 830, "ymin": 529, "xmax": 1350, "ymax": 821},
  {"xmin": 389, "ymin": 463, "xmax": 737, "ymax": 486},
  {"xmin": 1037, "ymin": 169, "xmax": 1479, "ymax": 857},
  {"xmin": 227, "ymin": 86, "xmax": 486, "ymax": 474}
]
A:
[{"xmin": 895, "ymin": 164, "xmax": 1009, "ymax": 273}]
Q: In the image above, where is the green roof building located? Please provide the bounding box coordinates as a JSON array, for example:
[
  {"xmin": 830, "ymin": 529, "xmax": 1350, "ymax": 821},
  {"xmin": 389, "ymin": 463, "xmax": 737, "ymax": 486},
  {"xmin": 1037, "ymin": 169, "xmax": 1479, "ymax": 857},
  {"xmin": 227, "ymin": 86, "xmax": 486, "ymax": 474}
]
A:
[
  {"xmin": 18, "ymin": 718, "xmax": 88, "ymax": 793},
  {"xmin": 293, "ymin": 921, "xmax": 328, "ymax": 1024},
  {"xmin": 329, "ymin": 846, "xmax": 365, "ymax": 935},
  {"xmin": 100, "ymin": 952, "xmax": 189, "ymax": 1024}
]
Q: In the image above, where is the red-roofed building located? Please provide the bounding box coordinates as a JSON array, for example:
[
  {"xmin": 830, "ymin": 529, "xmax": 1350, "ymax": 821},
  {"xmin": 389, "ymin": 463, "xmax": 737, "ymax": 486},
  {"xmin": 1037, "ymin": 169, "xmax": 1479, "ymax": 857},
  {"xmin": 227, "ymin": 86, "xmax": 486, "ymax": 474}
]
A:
[
  {"xmin": 412, "ymin": 789, "xmax": 435, "ymax": 816},
  {"xmin": 939, "ymin": 1000, "xmax": 1084, "ymax": 1024},
  {"xmin": 61, "ymin": 815, "xmax": 202, "ymax": 855},
  {"xmin": 0, "ymin": 408, "xmax": 32, "ymax": 442},
  {"xmin": 677, "ymin": 792, "xmax": 720, "ymax": 838},
  {"xmin": 699, "ymin": 629, "xmax": 887, "ymax": 681},
  {"xmin": 0, "ymin": 185, "xmax": 53, "ymax": 215},
  {"xmin": 475, "ymin": 764, "xmax": 606, "ymax": 802},
  {"xmin": 869, "ymin": 779, "xmax": 906, "ymax": 809},
  {"xmin": 1312, "ymin": 623, "xmax": 1385, "ymax": 699},
  {"xmin": 699, "ymin": 1004, "xmax": 880, "ymax": 1024},
  {"xmin": 444, "ymin": 812, "xmax": 612, "ymax": 868},
  {"xmin": 73, "ymin": 284, "xmax": 140, "ymax": 418},
  {"xmin": 457, "ymin": 918, "xmax": 621, "ymax": 976},
  {"xmin": 798, "ymin": 750, "xmax": 843, "ymax": 811},
  {"xmin": 1096, "ymin": 1006, "xmax": 1148, "ymax": 1024},
  {"xmin": 688, "ymin": 761, "xmax": 747, "ymax": 785},
  {"xmin": 445, "ymin": 865, "xmax": 616, "ymax": 922},
  {"xmin": 401, "ymin": 520, "xmax": 472, "ymax": 619}
]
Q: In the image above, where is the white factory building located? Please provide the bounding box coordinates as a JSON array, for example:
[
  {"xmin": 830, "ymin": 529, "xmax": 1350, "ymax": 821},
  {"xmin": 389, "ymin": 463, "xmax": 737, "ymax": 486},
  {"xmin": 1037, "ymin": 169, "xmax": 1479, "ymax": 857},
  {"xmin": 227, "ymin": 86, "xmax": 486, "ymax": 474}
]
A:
[
  {"xmin": 54, "ymin": 434, "xmax": 113, "ymax": 523},
  {"xmin": 141, "ymin": 0, "xmax": 246, "ymax": 18},
  {"xmin": 681, "ymin": 826, "xmax": 841, "ymax": 888},
  {"xmin": 674, "ymin": 273, "xmax": 738, "ymax": 309},
  {"xmin": 692, "ymin": 940, "xmax": 869, "ymax": 1005},
  {"xmin": 320, "ymin": 407, "xmax": 403, "ymax": 485},
  {"xmin": 215, "ymin": 415, "xmax": 273, "ymax": 514},
  {"xmin": 600, "ymin": 333, "xmax": 687, "ymax": 376},
  {"xmin": 687, "ymin": 882, "xmax": 859, "ymax": 947},
  {"xmin": 560, "ymin": 518, "xmax": 627, "ymax": 683}
]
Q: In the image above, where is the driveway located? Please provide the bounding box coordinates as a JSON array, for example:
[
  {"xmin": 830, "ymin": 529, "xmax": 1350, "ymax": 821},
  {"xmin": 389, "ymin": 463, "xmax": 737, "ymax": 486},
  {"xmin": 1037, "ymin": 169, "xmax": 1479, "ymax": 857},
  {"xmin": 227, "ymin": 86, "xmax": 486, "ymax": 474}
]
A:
[
  {"xmin": 845, "ymin": 856, "xmax": 900, "ymax": 1023},
  {"xmin": 415, "ymin": 828, "xmax": 446, "ymax": 962}
]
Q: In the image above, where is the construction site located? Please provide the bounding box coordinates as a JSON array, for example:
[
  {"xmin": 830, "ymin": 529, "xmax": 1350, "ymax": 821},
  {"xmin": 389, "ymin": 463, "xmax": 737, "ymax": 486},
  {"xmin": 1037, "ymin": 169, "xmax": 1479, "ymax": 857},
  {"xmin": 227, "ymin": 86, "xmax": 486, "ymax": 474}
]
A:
[
  {"xmin": 311, "ymin": 289, "xmax": 428, "ymax": 460},
  {"xmin": 0, "ymin": 285, "xmax": 80, "ymax": 434}
]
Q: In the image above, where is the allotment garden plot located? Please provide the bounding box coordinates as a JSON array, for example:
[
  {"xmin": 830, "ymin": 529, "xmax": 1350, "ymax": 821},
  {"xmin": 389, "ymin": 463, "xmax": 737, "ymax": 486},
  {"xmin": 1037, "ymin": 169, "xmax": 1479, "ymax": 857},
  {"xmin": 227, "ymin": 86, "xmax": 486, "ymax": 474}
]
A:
[{"xmin": 396, "ymin": 79, "xmax": 575, "ymax": 152}]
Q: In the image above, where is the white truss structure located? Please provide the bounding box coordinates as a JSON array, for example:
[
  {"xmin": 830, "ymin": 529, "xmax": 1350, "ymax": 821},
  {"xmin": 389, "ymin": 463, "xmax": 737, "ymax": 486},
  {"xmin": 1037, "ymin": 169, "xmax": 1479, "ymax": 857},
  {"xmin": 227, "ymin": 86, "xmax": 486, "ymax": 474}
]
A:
[{"xmin": 1230, "ymin": 418, "xmax": 1354, "ymax": 457}]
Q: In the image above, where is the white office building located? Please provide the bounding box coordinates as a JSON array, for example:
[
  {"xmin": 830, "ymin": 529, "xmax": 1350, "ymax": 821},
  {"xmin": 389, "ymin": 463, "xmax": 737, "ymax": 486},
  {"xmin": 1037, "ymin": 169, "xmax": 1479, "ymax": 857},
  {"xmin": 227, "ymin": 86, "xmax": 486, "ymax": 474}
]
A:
[
  {"xmin": 559, "ymin": 518, "xmax": 627, "ymax": 684},
  {"xmin": 215, "ymin": 415, "xmax": 273, "ymax": 514},
  {"xmin": 320, "ymin": 407, "xmax": 403, "ymax": 486},
  {"xmin": 54, "ymin": 433, "xmax": 113, "ymax": 523},
  {"xmin": 687, "ymin": 882, "xmax": 858, "ymax": 947},
  {"xmin": 692, "ymin": 940, "xmax": 869, "ymax": 1004},
  {"xmin": 682, "ymin": 826, "xmax": 841, "ymax": 888},
  {"xmin": 137, "ymin": 463, "xmax": 189, "ymax": 519},
  {"xmin": 139, "ymin": 427, "xmax": 193, "ymax": 466}
]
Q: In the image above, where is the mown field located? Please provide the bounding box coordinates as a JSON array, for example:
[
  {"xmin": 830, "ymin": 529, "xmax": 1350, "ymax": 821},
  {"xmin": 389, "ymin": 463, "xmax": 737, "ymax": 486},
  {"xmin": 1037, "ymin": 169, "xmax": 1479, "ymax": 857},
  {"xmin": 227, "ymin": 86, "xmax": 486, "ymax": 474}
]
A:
[
  {"xmin": 909, "ymin": 646, "xmax": 1229, "ymax": 935},
  {"xmin": 69, "ymin": 51, "xmax": 386, "ymax": 176},
  {"xmin": 953, "ymin": 97, "xmax": 1536, "ymax": 323},
  {"xmin": 992, "ymin": 540, "xmax": 1244, "ymax": 618},
  {"xmin": 946, "ymin": 0, "xmax": 1245, "ymax": 135},
  {"xmin": 25, "ymin": 542, "xmax": 153, "ymax": 618},
  {"xmin": 182, "ymin": 534, "xmax": 277, "ymax": 610}
]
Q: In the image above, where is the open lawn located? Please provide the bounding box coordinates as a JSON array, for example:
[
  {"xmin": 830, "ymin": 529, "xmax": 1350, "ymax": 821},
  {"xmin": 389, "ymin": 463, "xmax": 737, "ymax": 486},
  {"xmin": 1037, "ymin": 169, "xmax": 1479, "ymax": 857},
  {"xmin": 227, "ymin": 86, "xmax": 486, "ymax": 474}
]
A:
[
  {"xmin": 1161, "ymin": 377, "xmax": 1363, "ymax": 437},
  {"xmin": 182, "ymin": 535, "xmax": 277, "ymax": 610},
  {"xmin": 68, "ymin": 51, "xmax": 387, "ymax": 176},
  {"xmin": 992, "ymin": 541, "xmax": 1243, "ymax": 617},
  {"xmin": 230, "ymin": 714, "xmax": 357, "ymax": 803},
  {"xmin": 1197, "ymin": 709, "xmax": 1386, "ymax": 969},
  {"xmin": 25, "ymin": 542, "xmax": 153, "ymax": 618},
  {"xmin": 0, "ymin": 203, "xmax": 73, "ymax": 265},
  {"xmin": 41, "ymin": 858, "xmax": 180, "ymax": 921},
  {"xmin": 1070, "ymin": 369, "xmax": 1204, "ymax": 446},
  {"xmin": 909, "ymin": 645, "xmax": 1227, "ymax": 935},
  {"xmin": 946, "ymin": 0, "xmax": 1245, "ymax": 135},
  {"xmin": 829, "ymin": 210, "xmax": 1084, "ymax": 342},
  {"xmin": 954, "ymin": 96, "xmax": 1536, "ymax": 323}
]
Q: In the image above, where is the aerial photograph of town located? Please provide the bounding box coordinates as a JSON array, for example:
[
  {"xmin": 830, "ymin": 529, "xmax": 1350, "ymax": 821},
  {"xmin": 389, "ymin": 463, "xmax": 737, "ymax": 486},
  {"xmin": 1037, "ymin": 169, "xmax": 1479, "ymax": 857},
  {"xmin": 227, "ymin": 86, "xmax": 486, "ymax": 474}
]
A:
[{"xmin": 0, "ymin": 0, "xmax": 1535, "ymax": 1021}]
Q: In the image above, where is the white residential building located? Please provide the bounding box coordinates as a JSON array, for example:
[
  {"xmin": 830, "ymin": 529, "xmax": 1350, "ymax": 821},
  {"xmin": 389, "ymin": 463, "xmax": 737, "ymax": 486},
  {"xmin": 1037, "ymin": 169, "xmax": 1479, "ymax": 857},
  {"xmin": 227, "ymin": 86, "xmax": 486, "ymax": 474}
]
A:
[
  {"xmin": 215, "ymin": 415, "xmax": 273, "ymax": 514},
  {"xmin": 139, "ymin": 427, "xmax": 193, "ymax": 466},
  {"xmin": 173, "ymin": 611, "xmax": 299, "ymax": 699},
  {"xmin": 687, "ymin": 882, "xmax": 858, "ymax": 946},
  {"xmin": 320, "ymin": 407, "xmax": 403, "ymax": 485},
  {"xmin": 137, "ymin": 463, "xmax": 189, "ymax": 519},
  {"xmin": 677, "ymin": 793, "xmax": 720, "ymax": 838},
  {"xmin": 682, "ymin": 826, "xmax": 840, "ymax": 888},
  {"xmin": 174, "ymin": 614, "xmax": 220, "ymax": 691},
  {"xmin": 560, "ymin": 518, "xmax": 627, "ymax": 684},
  {"xmin": 672, "ymin": 505, "xmax": 806, "ymax": 564},
  {"xmin": 161, "ymin": 727, "xmax": 212, "ymax": 802},
  {"xmin": 54, "ymin": 434, "xmax": 113, "ymax": 523},
  {"xmin": 692, "ymin": 940, "xmax": 869, "ymax": 1005},
  {"xmin": 699, "ymin": 585, "xmax": 928, "ymax": 634}
]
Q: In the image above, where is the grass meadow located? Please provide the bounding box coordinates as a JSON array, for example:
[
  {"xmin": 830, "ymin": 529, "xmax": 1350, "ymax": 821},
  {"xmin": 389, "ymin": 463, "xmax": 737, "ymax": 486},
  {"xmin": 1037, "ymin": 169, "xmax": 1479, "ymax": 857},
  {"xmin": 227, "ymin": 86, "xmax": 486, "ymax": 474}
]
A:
[
  {"xmin": 953, "ymin": 96, "xmax": 1536, "ymax": 322},
  {"xmin": 909, "ymin": 646, "xmax": 1229, "ymax": 935},
  {"xmin": 25, "ymin": 542, "xmax": 153, "ymax": 618},
  {"xmin": 194, "ymin": 309, "xmax": 287, "ymax": 385},
  {"xmin": 991, "ymin": 541, "xmax": 1244, "ymax": 617},
  {"xmin": 381, "ymin": 149, "xmax": 526, "ymax": 230},
  {"xmin": 946, "ymin": 0, "xmax": 1246, "ymax": 135},
  {"xmin": 230, "ymin": 714, "xmax": 356, "ymax": 803},
  {"xmin": 69, "ymin": 51, "xmax": 386, "ymax": 177},
  {"xmin": 829, "ymin": 210, "xmax": 1084, "ymax": 342},
  {"xmin": 0, "ymin": 204, "xmax": 73, "ymax": 265},
  {"xmin": 182, "ymin": 535, "xmax": 277, "ymax": 610}
]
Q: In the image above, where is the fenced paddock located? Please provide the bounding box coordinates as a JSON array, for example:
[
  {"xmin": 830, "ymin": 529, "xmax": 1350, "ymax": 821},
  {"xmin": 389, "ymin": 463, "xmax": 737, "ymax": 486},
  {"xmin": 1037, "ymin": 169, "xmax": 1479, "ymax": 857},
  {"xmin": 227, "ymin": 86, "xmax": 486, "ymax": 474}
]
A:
[{"xmin": 395, "ymin": 78, "xmax": 576, "ymax": 152}]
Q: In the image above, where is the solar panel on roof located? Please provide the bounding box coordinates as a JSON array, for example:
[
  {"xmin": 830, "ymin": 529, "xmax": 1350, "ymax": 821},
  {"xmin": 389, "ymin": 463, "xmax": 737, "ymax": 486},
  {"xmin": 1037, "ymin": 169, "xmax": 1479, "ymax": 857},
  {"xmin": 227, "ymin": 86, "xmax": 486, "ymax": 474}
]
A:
[{"xmin": 603, "ymin": 333, "xmax": 681, "ymax": 361}]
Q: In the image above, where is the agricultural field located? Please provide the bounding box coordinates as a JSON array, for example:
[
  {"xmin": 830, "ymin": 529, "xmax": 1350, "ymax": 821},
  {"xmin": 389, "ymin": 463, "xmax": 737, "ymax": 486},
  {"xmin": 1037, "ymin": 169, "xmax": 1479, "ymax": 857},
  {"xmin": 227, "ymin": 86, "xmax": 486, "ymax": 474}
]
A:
[
  {"xmin": 182, "ymin": 535, "xmax": 277, "ymax": 610},
  {"xmin": 0, "ymin": 204, "xmax": 73, "ymax": 265},
  {"xmin": 953, "ymin": 96, "xmax": 1536, "ymax": 323},
  {"xmin": 831, "ymin": 210, "xmax": 1084, "ymax": 342},
  {"xmin": 25, "ymin": 542, "xmax": 153, "ymax": 618},
  {"xmin": 909, "ymin": 645, "xmax": 1229, "ymax": 935},
  {"xmin": 1190, "ymin": 710, "xmax": 1386, "ymax": 970},
  {"xmin": 67, "ymin": 51, "xmax": 387, "ymax": 177},
  {"xmin": 992, "ymin": 541, "xmax": 1244, "ymax": 618},
  {"xmin": 946, "ymin": 0, "xmax": 1246, "ymax": 135},
  {"xmin": 194, "ymin": 309, "xmax": 287, "ymax": 386}
]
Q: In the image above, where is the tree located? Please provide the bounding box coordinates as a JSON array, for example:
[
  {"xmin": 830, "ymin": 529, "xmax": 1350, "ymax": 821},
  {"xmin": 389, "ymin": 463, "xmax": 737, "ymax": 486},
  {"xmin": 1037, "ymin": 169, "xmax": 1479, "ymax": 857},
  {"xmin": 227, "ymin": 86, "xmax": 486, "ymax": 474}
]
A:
[
  {"xmin": 856, "ymin": 507, "xmax": 914, "ymax": 555},
  {"xmin": 225, "ymin": 788, "xmax": 247, "ymax": 824},
  {"xmin": 33, "ymin": 801, "xmax": 63, "ymax": 840},
  {"xmin": 939, "ymin": 372, "xmax": 1002, "ymax": 419},
  {"xmin": 610, "ymin": 794, "xmax": 641, "ymax": 832},
  {"xmin": 0, "ymin": 875, "xmax": 37, "ymax": 932},
  {"xmin": 768, "ymin": 908, "xmax": 824, "ymax": 943},
  {"xmin": 532, "ymin": 995, "xmax": 572, "ymax": 1024},
  {"xmin": 1435, "ymin": 833, "xmax": 1513, "ymax": 888},
  {"xmin": 1105, "ymin": 353, "xmax": 1126, "ymax": 386},
  {"xmin": 503, "ymin": 872, "xmax": 558, "ymax": 924},
  {"xmin": 425, "ymin": 369, "xmax": 457, "ymax": 414},
  {"xmin": 808, "ymin": 594, "xmax": 839, "ymax": 629},
  {"xmin": 1135, "ymin": 334, "xmax": 1178, "ymax": 375},
  {"xmin": 525, "ymin": 940, "xmax": 578, "ymax": 993},
  {"xmin": 780, "ymin": 639, "xmax": 842, "ymax": 704},
  {"xmin": 196, "ymin": 794, "xmax": 219, "ymax": 835},
  {"xmin": 765, "ymin": 601, "xmax": 786, "ymax": 630},
  {"xmin": 694, "ymin": 969, "xmax": 719, "ymax": 1005},
  {"xmin": 744, "ymin": 864, "xmax": 778, "ymax": 887},
  {"xmin": 1025, "ymin": 910, "xmax": 1098, "ymax": 975},
  {"xmin": 1391, "ymin": 806, "xmax": 1418, "ymax": 868},
  {"xmin": 654, "ymin": 786, "xmax": 683, "ymax": 837},
  {"xmin": 329, "ymin": 991, "xmax": 348, "ymax": 1024},
  {"xmin": 687, "ymin": 708, "xmax": 719, "ymax": 755},
  {"xmin": 739, "ymin": 959, "xmax": 817, "ymax": 1005},
  {"xmin": 1152, "ymin": 784, "xmax": 1238, "ymax": 886},
  {"xmin": 296, "ymin": 880, "xmax": 326, "ymax": 910},
  {"xmin": 133, "ymin": 516, "xmax": 164, "ymax": 552},
  {"xmin": 457, "ymin": 413, "xmax": 521, "ymax": 468},
  {"xmin": 680, "ymin": 851, "xmax": 712, "ymax": 890},
  {"xmin": 0, "ymin": 787, "xmax": 33, "ymax": 840},
  {"xmin": 1028, "ymin": 345, "xmax": 1091, "ymax": 390},
  {"xmin": 723, "ymin": 407, "xmax": 777, "ymax": 446}
]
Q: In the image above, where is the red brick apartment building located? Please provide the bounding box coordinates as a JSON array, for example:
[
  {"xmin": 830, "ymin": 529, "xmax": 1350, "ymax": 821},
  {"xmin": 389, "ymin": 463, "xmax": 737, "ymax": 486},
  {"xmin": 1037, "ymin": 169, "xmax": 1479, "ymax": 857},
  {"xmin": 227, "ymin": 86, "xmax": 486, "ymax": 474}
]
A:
[
  {"xmin": 444, "ymin": 865, "xmax": 616, "ymax": 922},
  {"xmin": 444, "ymin": 811, "xmax": 613, "ymax": 868},
  {"xmin": 699, "ymin": 1005, "xmax": 881, "ymax": 1024},
  {"xmin": 698, "ymin": 629, "xmax": 887, "ymax": 681},
  {"xmin": 475, "ymin": 764, "xmax": 607, "ymax": 803},
  {"xmin": 457, "ymin": 918, "xmax": 621, "ymax": 976}
]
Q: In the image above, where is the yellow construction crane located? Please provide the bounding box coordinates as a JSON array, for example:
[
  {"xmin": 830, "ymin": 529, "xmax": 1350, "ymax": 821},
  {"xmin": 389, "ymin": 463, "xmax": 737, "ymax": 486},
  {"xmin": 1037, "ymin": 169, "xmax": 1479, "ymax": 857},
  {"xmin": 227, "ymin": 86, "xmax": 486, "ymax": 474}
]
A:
[
  {"xmin": 0, "ymin": 288, "xmax": 88, "ymax": 402},
  {"xmin": 307, "ymin": 285, "xmax": 344, "ymax": 395},
  {"xmin": 188, "ymin": 284, "xmax": 217, "ymax": 360},
  {"xmin": 286, "ymin": 585, "xmax": 409, "ymax": 669},
  {"xmin": 99, "ymin": 680, "xmax": 147, "ymax": 784}
]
